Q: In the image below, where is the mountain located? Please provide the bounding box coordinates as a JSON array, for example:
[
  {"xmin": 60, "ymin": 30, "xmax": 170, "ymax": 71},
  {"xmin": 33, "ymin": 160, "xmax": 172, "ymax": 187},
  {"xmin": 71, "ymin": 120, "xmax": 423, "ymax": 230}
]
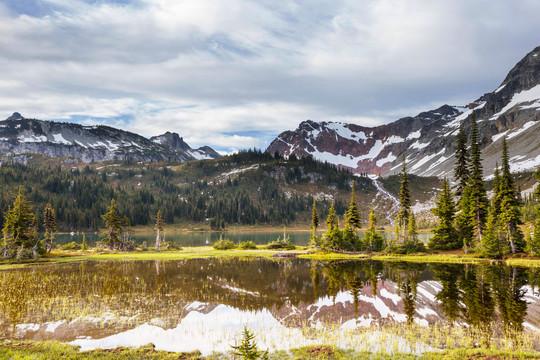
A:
[
  {"xmin": 267, "ymin": 45, "xmax": 540, "ymax": 179},
  {"xmin": 0, "ymin": 114, "xmax": 220, "ymax": 163}
]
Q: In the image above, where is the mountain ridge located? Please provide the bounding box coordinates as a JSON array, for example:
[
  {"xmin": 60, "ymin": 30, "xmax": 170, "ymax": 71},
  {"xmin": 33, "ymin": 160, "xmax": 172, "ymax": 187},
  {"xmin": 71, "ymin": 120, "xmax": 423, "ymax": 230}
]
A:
[
  {"xmin": 267, "ymin": 45, "xmax": 540, "ymax": 179},
  {"xmin": 0, "ymin": 113, "xmax": 221, "ymax": 163}
]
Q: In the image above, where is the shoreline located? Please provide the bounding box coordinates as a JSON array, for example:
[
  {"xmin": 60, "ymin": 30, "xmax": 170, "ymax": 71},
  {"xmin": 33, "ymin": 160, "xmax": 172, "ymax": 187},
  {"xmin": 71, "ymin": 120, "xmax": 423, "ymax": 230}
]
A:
[{"xmin": 2, "ymin": 247, "xmax": 540, "ymax": 269}]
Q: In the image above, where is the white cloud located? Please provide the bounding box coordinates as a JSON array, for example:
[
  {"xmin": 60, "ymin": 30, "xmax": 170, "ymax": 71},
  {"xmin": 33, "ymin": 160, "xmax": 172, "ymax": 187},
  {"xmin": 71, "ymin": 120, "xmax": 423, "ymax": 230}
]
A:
[{"xmin": 0, "ymin": 0, "xmax": 539, "ymax": 152}]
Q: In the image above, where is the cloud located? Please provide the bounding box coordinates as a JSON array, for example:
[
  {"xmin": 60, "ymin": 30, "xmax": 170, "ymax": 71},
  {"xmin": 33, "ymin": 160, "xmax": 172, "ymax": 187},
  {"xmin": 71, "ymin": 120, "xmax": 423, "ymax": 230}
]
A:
[{"xmin": 0, "ymin": 0, "xmax": 539, "ymax": 152}]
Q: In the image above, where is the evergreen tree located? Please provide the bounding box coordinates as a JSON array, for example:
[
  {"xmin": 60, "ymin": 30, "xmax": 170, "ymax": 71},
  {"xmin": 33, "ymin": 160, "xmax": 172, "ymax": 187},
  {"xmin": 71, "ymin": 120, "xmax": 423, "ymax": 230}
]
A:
[
  {"xmin": 454, "ymin": 122, "xmax": 469, "ymax": 199},
  {"xmin": 467, "ymin": 111, "xmax": 489, "ymax": 245},
  {"xmin": 530, "ymin": 168, "xmax": 540, "ymax": 256},
  {"xmin": 101, "ymin": 199, "xmax": 123, "ymax": 250},
  {"xmin": 345, "ymin": 184, "xmax": 361, "ymax": 229},
  {"xmin": 43, "ymin": 203, "xmax": 57, "ymax": 253},
  {"xmin": 481, "ymin": 165, "xmax": 504, "ymax": 257},
  {"xmin": 497, "ymin": 138, "xmax": 524, "ymax": 253},
  {"xmin": 323, "ymin": 203, "xmax": 342, "ymax": 250},
  {"xmin": 155, "ymin": 209, "xmax": 164, "ymax": 252},
  {"xmin": 456, "ymin": 185, "xmax": 474, "ymax": 252},
  {"xmin": 81, "ymin": 233, "xmax": 88, "ymax": 251},
  {"xmin": 429, "ymin": 178, "xmax": 460, "ymax": 250},
  {"xmin": 311, "ymin": 199, "xmax": 319, "ymax": 229},
  {"xmin": 309, "ymin": 199, "xmax": 321, "ymax": 249},
  {"xmin": 406, "ymin": 212, "xmax": 418, "ymax": 244},
  {"xmin": 397, "ymin": 155, "xmax": 411, "ymax": 241},
  {"xmin": 1, "ymin": 187, "xmax": 39, "ymax": 259},
  {"xmin": 364, "ymin": 201, "xmax": 384, "ymax": 252}
]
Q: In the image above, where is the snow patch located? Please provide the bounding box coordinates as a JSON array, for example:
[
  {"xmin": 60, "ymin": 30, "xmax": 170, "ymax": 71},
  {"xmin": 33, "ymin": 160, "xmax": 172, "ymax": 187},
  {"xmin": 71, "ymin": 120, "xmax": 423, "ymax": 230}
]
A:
[
  {"xmin": 376, "ymin": 152, "xmax": 397, "ymax": 167},
  {"xmin": 490, "ymin": 84, "xmax": 540, "ymax": 121}
]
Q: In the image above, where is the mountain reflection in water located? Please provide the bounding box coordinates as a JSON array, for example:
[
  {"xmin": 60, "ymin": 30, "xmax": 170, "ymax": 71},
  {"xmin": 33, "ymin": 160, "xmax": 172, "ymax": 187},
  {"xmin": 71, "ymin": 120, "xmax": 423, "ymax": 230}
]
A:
[{"xmin": 1, "ymin": 258, "xmax": 540, "ymax": 354}]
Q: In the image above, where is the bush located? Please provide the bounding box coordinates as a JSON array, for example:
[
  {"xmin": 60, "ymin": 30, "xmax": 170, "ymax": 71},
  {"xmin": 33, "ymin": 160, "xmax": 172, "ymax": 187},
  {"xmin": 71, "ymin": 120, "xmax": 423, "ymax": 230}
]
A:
[
  {"xmin": 61, "ymin": 241, "xmax": 81, "ymax": 251},
  {"xmin": 238, "ymin": 241, "xmax": 257, "ymax": 250},
  {"xmin": 161, "ymin": 241, "xmax": 182, "ymax": 250},
  {"xmin": 213, "ymin": 238, "xmax": 237, "ymax": 250}
]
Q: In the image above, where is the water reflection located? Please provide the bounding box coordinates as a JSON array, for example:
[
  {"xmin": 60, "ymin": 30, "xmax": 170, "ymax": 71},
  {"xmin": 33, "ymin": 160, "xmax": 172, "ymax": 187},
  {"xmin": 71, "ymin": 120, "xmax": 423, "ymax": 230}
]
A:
[{"xmin": 0, "ymin": 258, "xmax": 538, "ymax": 353}]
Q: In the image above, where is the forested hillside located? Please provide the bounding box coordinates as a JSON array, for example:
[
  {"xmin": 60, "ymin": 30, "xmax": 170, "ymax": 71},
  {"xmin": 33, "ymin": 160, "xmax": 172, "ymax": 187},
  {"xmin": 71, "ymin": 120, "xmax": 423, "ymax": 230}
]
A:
[{"xmin": 0, "ymin": 150, "xmax": 378, "ymax": 231}]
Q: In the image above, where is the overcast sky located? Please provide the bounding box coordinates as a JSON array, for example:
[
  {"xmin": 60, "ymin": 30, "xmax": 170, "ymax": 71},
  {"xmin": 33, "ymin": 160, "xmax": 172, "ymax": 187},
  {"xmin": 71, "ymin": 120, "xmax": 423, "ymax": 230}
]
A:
[{"xmin": 0, "ymin": 0, "xmax": 539, "ymax": 153}]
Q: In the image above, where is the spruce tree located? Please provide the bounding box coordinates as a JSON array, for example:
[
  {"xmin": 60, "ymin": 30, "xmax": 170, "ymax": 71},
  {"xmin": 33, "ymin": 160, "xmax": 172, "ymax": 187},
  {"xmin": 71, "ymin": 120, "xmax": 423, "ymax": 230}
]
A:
[
  {"xmin": 497, "ymin": 138, "xmax": 524, "ymax": 253},
  {"xmin": 1, "ymin": 187, "xmax": 38, "ymax": 258},
  {"xmin": 155, "ymin": 209, "xmax": 164, "ymax": 252},
  {"xmin": 346, "ymin": 184, "xmax": 361, "ymax": 229},
  {"xmin": 481, "ymin": 165, "xmax": 504, "ymax": 257},
  {"xmin": 467, "ymin": 111, "xmax": 489, "ymax": 246},
  {"xmin": 309, "ymin": 199, "xmax": 320, "ymax": 249},
  {"xmin": 101, "ymin": 199, "xmax": 123, "ymax": 250},
  {"xmin": 454, "ymin": 122, "xmax": 469, "ymax": 199},
  {"xmin": 397, "ymin": 155, "xmax": 411, "ymax": 241},
  {"xmin": 43, "ymin": 203, "xmax": 57, "ymax": 253},
  {"xmin": 429, "ymin": 178, "xmax": 460, "ymax": 250},
  {"xmin": 406, "ymin": 212, "xmax": 418, "ymax": 244},
  {"xmin": 531, "ymin": 168, "xmax": 540, "ymax": 256},
  {"xmin": 456, "ymin": 185, "xmax": 474, "ymax": 252},
  {"xmin": 364, "ymin": 201, "xmax": 384, "ymax": 252}
]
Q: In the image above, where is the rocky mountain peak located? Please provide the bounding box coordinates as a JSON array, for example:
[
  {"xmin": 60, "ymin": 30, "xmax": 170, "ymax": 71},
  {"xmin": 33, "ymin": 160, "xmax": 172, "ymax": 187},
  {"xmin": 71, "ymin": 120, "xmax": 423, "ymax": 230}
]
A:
[
  {"xmin": 150, "ymin": 131, "xmax": 191, "ymax": 152},
  {"xmin": 6, "ymin": 112, "xmax": 24, "ymax": 121},
  {"xmin": 501, "ymin": 45, "xmax": 540, "ymax": 91}
]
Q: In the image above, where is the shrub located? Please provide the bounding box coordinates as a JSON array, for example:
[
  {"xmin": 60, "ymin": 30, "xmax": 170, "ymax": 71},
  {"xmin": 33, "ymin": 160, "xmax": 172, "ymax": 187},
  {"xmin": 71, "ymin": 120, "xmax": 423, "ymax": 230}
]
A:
[
  {"xmin": 213, "ymin": 238, "xmax": 237, "ymax": 250},
  {"xmin": 61, "ymin": 241, "xmax": 81, "ymax": 251},
  {"xmin": 238, "ymin": 241, "xmax": 257, "ymax": 250}
]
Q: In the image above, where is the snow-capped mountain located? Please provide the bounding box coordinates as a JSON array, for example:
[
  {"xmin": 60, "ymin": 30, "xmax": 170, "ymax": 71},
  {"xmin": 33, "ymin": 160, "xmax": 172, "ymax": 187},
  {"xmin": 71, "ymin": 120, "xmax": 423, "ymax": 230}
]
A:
[
  {"xmin": 267, "ymin": 45, "xmax": 540, "ymax": 179},
  {"xmin": 0, "ymin": 114, "xmax": 220, "ymax": 163}
]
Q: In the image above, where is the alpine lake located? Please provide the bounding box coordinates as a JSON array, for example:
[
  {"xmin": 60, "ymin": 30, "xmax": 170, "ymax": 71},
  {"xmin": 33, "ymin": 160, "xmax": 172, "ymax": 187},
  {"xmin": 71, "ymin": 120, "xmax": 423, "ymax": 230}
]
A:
[{"xmin": 2, "ymin": 231, "xmax": 540, "ymax": 357}]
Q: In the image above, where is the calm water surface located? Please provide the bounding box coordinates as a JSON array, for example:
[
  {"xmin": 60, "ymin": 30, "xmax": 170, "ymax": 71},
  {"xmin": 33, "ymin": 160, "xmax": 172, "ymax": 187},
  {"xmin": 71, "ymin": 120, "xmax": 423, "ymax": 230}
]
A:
[
  {"xmin": 56, "ymin": 230, "xmax": 433, "ymax": 247},
  {"xmin": 1, "ymin": 258, "xmax": 538, "ymax": 355}
]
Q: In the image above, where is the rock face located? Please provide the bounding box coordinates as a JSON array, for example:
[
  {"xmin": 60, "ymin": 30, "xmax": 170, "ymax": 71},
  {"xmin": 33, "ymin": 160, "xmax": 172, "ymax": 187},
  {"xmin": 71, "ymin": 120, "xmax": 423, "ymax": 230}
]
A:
[
  {"xmin": 267, "ymin": 46, "xmax": 540, "ymax": 178},
  {"xmin": 0, "ymin": 115, "xmax": 221, "ymax": 163}
]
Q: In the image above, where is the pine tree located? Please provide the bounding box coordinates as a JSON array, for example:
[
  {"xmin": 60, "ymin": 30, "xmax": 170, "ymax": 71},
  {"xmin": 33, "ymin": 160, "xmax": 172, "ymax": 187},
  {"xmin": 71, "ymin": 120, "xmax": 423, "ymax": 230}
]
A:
[
  {"xmin": 429, "ymin": 178, "xmax": 460, "ymax": 250},
  {"xmin": 81, "ymin": 233, "xmax": 88, "ymax": 251},
  {"xmin": 397, "ymin": 155, "xmax": 411, "ymax": 242},
  {"xmin": 406, "ymin": 212, "xmax": 418, "ymax": 244},
  {"xmin": 480, "ymin": 165, "xmax": 504, "ymax": 257},
  {"xmin": 531, "ymin": 168, "xmax": 540, "ymax": 256},
  {"xmin": 2, "ymin": 187, "xmax": 38, "ymax": 259},
  {"xmin": 454, "ymin": 121, "xmax": 469, "ymax": 199},
  {"xmin": 231, "ymin": 326, "xmax": 268, "ymax": 360},
  {"xmin": 467, "ymin": 111, "xmax": 489, "ymax": 246},
  {"xmin": 43, "ymin": 203, "xmax": 57, "ymax": 253},
  {"xmin": 309, "ymin": 199, "xmax": 321, "ymax": 249},
  {"xmin": 155, "ymin": 209, "xmax": 164, "ymax": 252},
  {"xmin": 311, "ymin": 199, "xmax": 319, "ymax": 229},
  {"xmin": 456, "ymin": 185, "xmax": 474, "ymax": 252},
  {"xmin": 101, "ymin": 199, "xmax": 123, "ymax": 250},
  {"xmin": 364, "ymin": 201, "xmax": 384, "ymax": 252},
  {"xmin": 346, "ymin": 184, "xmax": 361, "ymax": 229},
  {"xmin": 323, "ymin": 203, "xmax": 342, "ymax": 250},
  {"xmin": 497, "ymin": 138, "xmax": 524, "ymax": 253}
]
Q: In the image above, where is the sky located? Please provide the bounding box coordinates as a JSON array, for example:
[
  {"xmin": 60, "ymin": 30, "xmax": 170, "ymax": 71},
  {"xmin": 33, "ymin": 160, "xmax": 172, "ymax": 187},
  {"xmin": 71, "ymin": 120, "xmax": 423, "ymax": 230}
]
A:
[{"xmin": 0, "ymin": 0, "xmax": 539, "ymax": 153}]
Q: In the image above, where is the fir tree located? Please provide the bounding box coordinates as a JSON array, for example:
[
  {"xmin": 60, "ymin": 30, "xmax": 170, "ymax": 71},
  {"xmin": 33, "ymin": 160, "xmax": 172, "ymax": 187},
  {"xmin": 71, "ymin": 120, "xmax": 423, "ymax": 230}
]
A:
[
  {"xmin": 406, "ymin": 212, "xmax": 418, "ymax": 244},
  {"xmin": 467, "ymin": 111, "xmax": 489, "ymax": 246},
  {"xmin": 346, "ymin": 184, "xmax": 361, "ymax": 229},
  {"xmin": 81, "ymin": 233, "xmax": 88, "ymax": 251},
  {"xmin": 497, "ymin": 138, "xmax": 524, "ymax": 253},
  {"xmin": 397, "ymin": 155, "xmax": 411, "ymax": 241},
  {"xmin": 43, "ymin": 203, "xmax": 57, "ymax": 253},
  {"xmin": 155, "ymin": 209, "xmax": 164, "ymax": 252},
  {"xmin": 323, "ymin": 203, "xmax": 342, "ymax": 250},
  {"xmin": 429, "ymin": 178, "xmax": 460, "ymax": 250},
  {"xmin": 364, "ymin": 201, "xmax": 384, "ymax": 252},
  {"xmin": 309, "ymin": 199, "xmax": 321, "ymax": 249},
  {"xmin": 101, "ymin": 199, "xmax": 123, "ymax": 250},
  {"xmin": 531, "ymin": 168, "xmax": 540, "ymax": 256},
  {"xmin": 1, "ymin": 187, "xmax": 39, "ymax": 259},
  {"xmin": 230, "ymin": 326, "xmax": 268, "ymax": 360},
  {"xmin": 456, "ymin": 185, "xmax": 474, "ymax": 252},
  {"xmin": 481, "ymin": 165, "xmax": 504, "ymax": 257},
  {"xmin": 454, "ymin": 121, "xmax": 469, "ymax": 199}
]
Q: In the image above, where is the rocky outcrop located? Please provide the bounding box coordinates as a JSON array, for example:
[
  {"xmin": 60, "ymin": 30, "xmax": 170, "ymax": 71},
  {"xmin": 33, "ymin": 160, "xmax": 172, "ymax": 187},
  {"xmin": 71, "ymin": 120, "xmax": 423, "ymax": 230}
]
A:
[{"xmin": 0, "ymin": 114, "xmax": 221, "ymax": 163}]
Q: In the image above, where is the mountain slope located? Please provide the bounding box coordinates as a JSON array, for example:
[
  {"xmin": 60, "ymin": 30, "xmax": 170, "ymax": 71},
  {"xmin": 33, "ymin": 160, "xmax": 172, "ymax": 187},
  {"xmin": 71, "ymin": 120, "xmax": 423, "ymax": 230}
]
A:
[
  {"xmin": 0, "ymin": 113, "xmax": 220, "ymax": 163},
  {"xmin": 267, "ymin": 45, "xmax": 540, "ymax": 180}
]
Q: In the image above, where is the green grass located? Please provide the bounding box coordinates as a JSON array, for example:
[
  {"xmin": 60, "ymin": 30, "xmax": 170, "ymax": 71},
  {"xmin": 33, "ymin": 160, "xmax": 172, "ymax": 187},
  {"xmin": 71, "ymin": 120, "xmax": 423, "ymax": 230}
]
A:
[
  {"xmin": 5, "ymin": 247, "xmax": 540, "ymax": 270},
  {"xmin": 2, "ymin": 341, "xmax": 540, "ymax": 360}
]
